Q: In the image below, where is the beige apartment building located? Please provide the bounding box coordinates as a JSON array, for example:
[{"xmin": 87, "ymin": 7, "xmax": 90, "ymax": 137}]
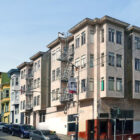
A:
[
  {"xmin": 17, "ymin": 62, "xmax": 34, "ymax": 125},
  {"xmin": 37, "ymin": 16, "xmax": 140, "ymax": 140},
  {"xmin": 17, "ymin": 51, "xmax": 50, "ymax": 127}
]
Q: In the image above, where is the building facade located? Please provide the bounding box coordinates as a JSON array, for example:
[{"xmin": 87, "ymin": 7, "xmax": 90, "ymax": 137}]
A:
[
  {"xmin": 0, "ymin": 72, "xmax": 10, "ymax": 123},
  {"xmin": 17, "ymin": 51, "xmax": 51, "ymax": 128},
  {"xmin": 37, "ymin": 16, "xmax": 140, "ymax": 140},
  {"xmin": 8, "ymin": 69, "xmax": 20, "ymax": 124},
  {"xmin": 17, "ymin": 62, "xmax": 33, "ymax": 125}
]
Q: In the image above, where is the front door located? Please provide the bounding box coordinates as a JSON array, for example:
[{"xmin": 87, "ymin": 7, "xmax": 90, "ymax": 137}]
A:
[
  {"xmin": 12, "ymin": 111, "xmax": 14, "ymax": 123},
  {"xmin": 88, "ymin": 120, "xmax": 94, "ymax": 140},
  {"xmin": 20, "ymin": 113, "xmax": 24, "ymax": 124},
  {"xmin": 33, "ymin": 112, "xmax": 36, "ymax": 128}
]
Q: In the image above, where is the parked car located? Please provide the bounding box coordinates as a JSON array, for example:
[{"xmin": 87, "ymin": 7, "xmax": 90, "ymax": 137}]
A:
[
  {"xmin": 0, "ymin": 123, "xmax": 6, "ymax": 131},
  {"xmin": 2, "ymin": 124, "xmax": 13, "ymax": 133},
  {"xmin": 11, "ymin": 124, "xmax": 35, "ymax": 138},
  {"xmin": 30, "ymin": 130, "xmax": 60, "ymax": 140}
]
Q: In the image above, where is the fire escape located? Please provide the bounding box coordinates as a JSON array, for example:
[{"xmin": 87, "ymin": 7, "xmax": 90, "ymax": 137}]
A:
[
  {"xmin": 58, "ymin": 38, "xmax": 75, "ymax": 104},
  {"xmin": 25, "ymin": 68, "xmax": 33, "ymax": 110}
]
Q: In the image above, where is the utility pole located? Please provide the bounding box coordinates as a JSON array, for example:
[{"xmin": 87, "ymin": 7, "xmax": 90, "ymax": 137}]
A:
[
  {"xmin": 114, "ymin": 118, "xmax": 116, "ymax": 140},
  {"xmin": 75, "ymin": 67, "xmax": 79, "ymax": 140}
]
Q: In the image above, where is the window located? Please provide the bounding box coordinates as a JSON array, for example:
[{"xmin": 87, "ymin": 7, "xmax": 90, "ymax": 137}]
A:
[
  {"xmin": 56, "ymin": 67, "xmax": 60, "ymax": 79},
  {"xmin": 81, "ymin": 55, "xmax": 86, "ymax": 68},
  {"xmin": 108, "ymin": 77, "xmax": 114, "ymax": 91},
  {"xmin": 116, "ymin": 31, "xmax": 122, "ymax": 44},
  {"xmin": 90, "ymin": 30, "xmax": 94, "ymax": 43},
  {"xmin": 38, "ymin": 60, "xmax": 40, "ymax": 69},
  {"xmin": 15, "ymin": 105, "xmax": 19, "ymax": 114},
  {"xmin": 101, "ymin": 53, "xmax": 104, "ymax": 67},
  {"xmin": 116, "ymin": 54, "xmax": 122, "ymax": 67},
  {"xmin": 12, "ymin": 78, "xmax": 14, "ymax": 86},
  {"xmin": 23, "ymin": 70, "xmax": 26, "ymax": 78},
  {"xmin": 35, "ymin": 63, "xmax": 37, "ymax": 72},
  {"xmin": 135, "ymin": 81, "xmax": 140, "ymax": 93},
  {"xmin": 81, "ymin": 32, "xmax": 86, "ymax": 45},
  {"xmin": 108, "ymin": 52, "xmax": 115, "ymax": 66},
  {"xmin": 15, "ymin": 91, "xmax": 19, "ymax": 101},
  {"xmin": 21, "ymin": 86, "xmax": 25, "ymax": 94},
  {"xmin": 75, "ymin": 36, "xmax": 80, "ymax": 48},
  {"xmin": 116, "ymin": 78, "xmax": 122, "ymax": 92},
  {"xmin": 75, "ymin": 58, "xmax": 80, "ymax": 68},
  {"xmin": 89, "ymin": 79, "xmax": 94, "ymax": 92},
  {"xmin": 52, "ymin": 51, "xmax": 56, "ymax": 62},
  {"xmin": 16, "ymin": 77, "xmax": 19, "ymax": 85},
  {"xmin": 81, "ymin": 79, "xmax": 86, "ymax": 93},
  {"xmin": 112, "ymin": 120, "xmax": 133, "ymax": 135},
  {"xmin": 135, "ymin": 58, "xmax": 140, "ymax": 71},
  {"xmin": 39, "ymin": 113, "xmax": 45, "ymax": 122},
  {"xmin": 6, "ymin": 90, "xmax": 9, "ymax": 98},
  {"xmin": 23, "ymin": 100, "xmax": 25, "ymax": 110},
  {"xmin": 34, "ymin": 80, "xmax": 36, "ymax": 89},
  {"xmin": 108, "ymin": 28, "xmax": 114, "ymax": 42},
  {"xmin": 135, "ymin": 36, "xmax": 140, "ymax": 49},
  {"xmin": 37, "ymin": 95, "xmax": 40, "ymax": 106},
  {"xmin": 101, "ymin": 29, "xmax": 104, "ymax": 42},
  {"xmin": 51, "ymin": 90, "xmax": 55, "ymax": 101},
  {"xmin": 37, "ymin": 78, "xmax": 40, "ymax": 88},
  {"xmin": 11, "ymin": 92, "xmax": 14, "ymax": 101},
  {"xmin": 5, "ymin": 103, "xmax": 9, "ymax": 112},
  {"xmin": 21, "ymin": 71, "xmax": 24, "ymax": 79},
  {"xmin": 68, "ymin": 114, "xmax": 76, "ymax": 132},
  {"xmin": 52, "ymin": 70, "xmax": 55, "ymax": 81},
  {"xmin": 34, "ymin": 97, "xmax": 37, "ymax": 106},
  {"xmin": 101, "ymin": 77, "xmax": 104, "ymax": 91},
  {"xmin": 56, "ymin": 48, "xmax": 61, "ymax": 60},
  {"xmin": 90, "ymin": 54, "xmax": 94, "ymax": 68},
  {"xmin": 55, "ymin": 88, "xmax": 59, "ymax": 100},
  {"xmin": 20, "ymin": 101, "xmax": 22, "ymax": 110}
]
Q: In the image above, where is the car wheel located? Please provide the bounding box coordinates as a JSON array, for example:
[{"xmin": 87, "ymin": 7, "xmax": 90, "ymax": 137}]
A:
[
  {"xmin": 12, "ymin": 131, "xmax": 15, "ymax": 136},
  {"xmin": 20, "ymin": 133, "xmax": 24, "ymax": 139}
]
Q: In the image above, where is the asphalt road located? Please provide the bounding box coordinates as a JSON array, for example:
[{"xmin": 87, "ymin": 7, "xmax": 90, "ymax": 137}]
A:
[
  {"xmin": 0, "ymin": 130, "xmax": 84, "ymax": 140},
  {"xmin": 0, "ymin": 131, "xmax": 29, "ymax": 140}
]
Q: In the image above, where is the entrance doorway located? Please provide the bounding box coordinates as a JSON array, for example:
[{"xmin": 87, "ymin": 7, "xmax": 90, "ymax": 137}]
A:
[
  {"xmin": 33, "ymin": 112, "xmax": 36, "ymax": 128},
  {"xmin": 88, "ymin": 120, "xmax": 94, "ymax": 140}
]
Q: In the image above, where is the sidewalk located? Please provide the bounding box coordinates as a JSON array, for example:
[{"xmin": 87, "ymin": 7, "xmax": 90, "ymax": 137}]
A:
[{"xmin": 57, "ymin": 134, "xmax": 84, "ymax": 140}]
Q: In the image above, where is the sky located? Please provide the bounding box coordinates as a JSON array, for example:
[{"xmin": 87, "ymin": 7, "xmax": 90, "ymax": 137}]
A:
[{"xmin": 0, "ymin": 0, "xmax": 140, "ymax": 72}]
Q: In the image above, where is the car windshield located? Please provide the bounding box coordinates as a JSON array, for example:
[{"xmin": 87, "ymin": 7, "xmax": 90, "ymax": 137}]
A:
[
  {"xmin": 41, "ymin": 130, "xmax": 52, "ymax": 136},
  {"xmin": 22, "ymin": 125, "xmax": 35, "ymax": 130}
]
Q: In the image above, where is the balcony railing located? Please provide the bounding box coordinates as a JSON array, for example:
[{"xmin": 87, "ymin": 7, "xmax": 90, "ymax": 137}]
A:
[
  {"xmin": 26, "ymin": 86, "xmax": 33, "ymax": 95},
  {"xmin": 26, "ymin": 103, "xmax": 33, "ymax": 110},
  {"xmin": 59, "ymin": 88, "xmax": 73, "ymax": 103},
  {"xmin": 26, "ymin": 72, "xmax": 33, "ymax": 79}
]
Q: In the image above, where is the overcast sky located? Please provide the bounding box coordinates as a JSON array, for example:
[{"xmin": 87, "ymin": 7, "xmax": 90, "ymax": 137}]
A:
[{"xmin": 0, "ymin": 0, "xmax": 140, "ymax": 72}]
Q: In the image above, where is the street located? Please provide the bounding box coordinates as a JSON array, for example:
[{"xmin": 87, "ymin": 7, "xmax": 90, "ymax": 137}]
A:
[
  {"xmin": 0, "ymin": 131, "xmax": 84, "ymax": 140},
  {"xmin": 0, "ymin": 131, "xmax": 29, "ymax": 140}
]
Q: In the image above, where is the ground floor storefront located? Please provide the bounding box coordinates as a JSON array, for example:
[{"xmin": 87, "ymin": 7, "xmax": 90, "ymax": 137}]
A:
[{"xmin": 40, "ymin": 99, "xmax": 140, "ymax": 140}]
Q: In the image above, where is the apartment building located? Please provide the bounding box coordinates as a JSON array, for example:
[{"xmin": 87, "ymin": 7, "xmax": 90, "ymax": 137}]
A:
[
  {"xmin": 8, "ymin": 69, "xmax": 20, "ymax": 124},
  {"xmin": 0, "ymin": 72, "xmax": 10, "ymax": 123},
  {"xmin": 39, "ymin": 16, "xmax": 140, "ymax": 140},
  {"xmin": 30, "ymin": 51, "xmax": 51, "ymax": 128},
  {"xmin": 17, "ymin": 62, "xmax": 33, "ymax": 125},
  {"xmin": 17, "ymin": 51, "xmax": 50, "ymax": 127}
]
